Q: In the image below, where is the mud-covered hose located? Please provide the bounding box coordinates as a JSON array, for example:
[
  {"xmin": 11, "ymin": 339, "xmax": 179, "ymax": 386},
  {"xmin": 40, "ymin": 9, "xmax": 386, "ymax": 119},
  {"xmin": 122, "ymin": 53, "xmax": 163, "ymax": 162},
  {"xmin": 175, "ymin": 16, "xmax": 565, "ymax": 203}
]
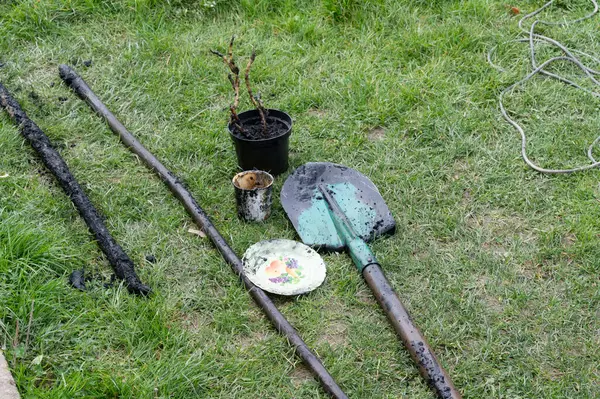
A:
[
  {"xmin": 58, "ymin": 64, "xmax": 348, "ymax": 399},
  {"xmin": 0, "ymin": 82, "xmax": 150, "ymax": 295}
]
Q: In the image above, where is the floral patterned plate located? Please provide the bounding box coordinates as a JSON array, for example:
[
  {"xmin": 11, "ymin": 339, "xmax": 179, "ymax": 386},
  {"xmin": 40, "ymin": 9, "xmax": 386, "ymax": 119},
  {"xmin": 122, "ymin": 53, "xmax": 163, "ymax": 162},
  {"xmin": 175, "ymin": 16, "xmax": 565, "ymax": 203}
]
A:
[{"xmin": 242, "ymin": 239, "xmax": 326, "ymax": 295}]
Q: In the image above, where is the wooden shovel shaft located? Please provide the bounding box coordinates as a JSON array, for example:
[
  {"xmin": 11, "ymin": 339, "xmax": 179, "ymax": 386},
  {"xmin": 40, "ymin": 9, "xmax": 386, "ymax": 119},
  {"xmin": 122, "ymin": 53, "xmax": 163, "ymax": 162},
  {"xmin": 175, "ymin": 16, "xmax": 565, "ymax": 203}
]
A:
[
  {"xmin": 363, "ymin": 265, "xmax": 462, "ymax": 399},
  {"xmin": 59, "ymin": 64, "xmax": 348, "ymax": 399},
  {"xmin": 318, "ymin": 177, "xmax": 461, "ymax": 398}
]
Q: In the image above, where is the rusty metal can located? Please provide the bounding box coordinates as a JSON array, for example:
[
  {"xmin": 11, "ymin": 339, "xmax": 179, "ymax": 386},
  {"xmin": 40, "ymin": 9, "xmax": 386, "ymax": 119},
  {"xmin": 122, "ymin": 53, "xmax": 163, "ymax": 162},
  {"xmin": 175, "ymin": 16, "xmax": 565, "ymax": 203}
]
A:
[{"xmin": 232, "ymin": 170, "xmax": 274, "ymax": 222}]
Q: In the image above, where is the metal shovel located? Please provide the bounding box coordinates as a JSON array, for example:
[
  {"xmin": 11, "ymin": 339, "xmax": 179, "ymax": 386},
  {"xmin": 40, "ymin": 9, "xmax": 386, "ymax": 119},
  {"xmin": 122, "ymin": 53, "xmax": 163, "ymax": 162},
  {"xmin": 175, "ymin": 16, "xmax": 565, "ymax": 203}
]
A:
[{"xmin": 281, "ymin": 162, "xmax": 461, "ymax": 399}]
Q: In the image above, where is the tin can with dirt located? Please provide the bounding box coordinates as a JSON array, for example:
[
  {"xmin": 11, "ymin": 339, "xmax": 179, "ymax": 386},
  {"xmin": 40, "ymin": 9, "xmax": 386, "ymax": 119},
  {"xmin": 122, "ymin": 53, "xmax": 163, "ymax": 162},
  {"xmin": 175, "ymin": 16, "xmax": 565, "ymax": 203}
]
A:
[{"xmin": 232, "ymin": 170, "xmax": 274, "ymax": 222}]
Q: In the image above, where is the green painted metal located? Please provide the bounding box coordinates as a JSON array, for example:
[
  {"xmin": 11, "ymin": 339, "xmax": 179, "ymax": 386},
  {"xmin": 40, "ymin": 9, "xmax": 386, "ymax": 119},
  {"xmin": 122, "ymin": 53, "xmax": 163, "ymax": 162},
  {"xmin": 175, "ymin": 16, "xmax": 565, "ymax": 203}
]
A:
[
  {"xmin": 317, "ymin": 184, "xmax": 377, "ymax": 272},
  {"xmin": 280, "ymin": 162, "xmax": 396, "ymax": 252},
  {"xmin": 297, "ymin": 182, "xmax": 377, "ymax": 249},
  {"xmin": 346, "ymin": 237, "xmax": 377, "ymax": 272}
]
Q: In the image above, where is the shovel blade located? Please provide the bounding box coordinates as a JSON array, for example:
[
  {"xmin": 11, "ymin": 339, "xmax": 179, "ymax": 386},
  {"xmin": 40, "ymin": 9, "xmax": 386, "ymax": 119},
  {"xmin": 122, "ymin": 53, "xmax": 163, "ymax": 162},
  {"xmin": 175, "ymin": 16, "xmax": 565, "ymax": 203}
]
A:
[{"xmin": 281, "ymin": 162, "xmax": 395, "ymax": 251}]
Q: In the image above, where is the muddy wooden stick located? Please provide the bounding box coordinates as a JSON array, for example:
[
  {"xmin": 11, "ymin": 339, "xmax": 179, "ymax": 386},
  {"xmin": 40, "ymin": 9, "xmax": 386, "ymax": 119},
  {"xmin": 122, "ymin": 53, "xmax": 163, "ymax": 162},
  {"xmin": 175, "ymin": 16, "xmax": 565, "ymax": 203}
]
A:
[
  {"xmin": 363, "ymin": 266, "xmax": 461, "ymax": 398},
  {"xmin": 317, "ymin": 184, "xmax": 461, "ymax": 399},
  {"xmin": 59, "ymin": 64, "xmax": 348, "ymax": 399},
  {"xmin": 0, "ymin": 82, "xmax": 150, "ymax": 296}
]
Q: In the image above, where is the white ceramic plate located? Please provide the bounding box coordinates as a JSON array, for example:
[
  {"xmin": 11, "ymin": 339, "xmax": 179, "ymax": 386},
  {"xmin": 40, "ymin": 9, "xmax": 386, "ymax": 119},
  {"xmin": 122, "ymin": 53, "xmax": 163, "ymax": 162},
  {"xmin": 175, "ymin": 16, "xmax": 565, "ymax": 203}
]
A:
[{"xmin": 242, "ymin": 239, "xmax": 326, "ymax": 295}]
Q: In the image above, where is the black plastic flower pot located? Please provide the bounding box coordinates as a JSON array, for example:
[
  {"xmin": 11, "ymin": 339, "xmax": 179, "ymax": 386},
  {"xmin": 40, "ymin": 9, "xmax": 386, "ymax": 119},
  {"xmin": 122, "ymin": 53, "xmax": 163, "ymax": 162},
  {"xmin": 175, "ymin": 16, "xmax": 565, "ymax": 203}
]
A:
[{"xmin": 228, "ymin": 109, "xmax": 292, "ymax": 176}]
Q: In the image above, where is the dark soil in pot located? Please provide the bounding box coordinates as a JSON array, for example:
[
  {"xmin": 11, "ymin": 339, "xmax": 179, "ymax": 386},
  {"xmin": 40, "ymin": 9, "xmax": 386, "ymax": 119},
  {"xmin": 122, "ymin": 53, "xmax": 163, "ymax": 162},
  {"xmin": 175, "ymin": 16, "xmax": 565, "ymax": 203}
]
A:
[
  {"xmin": 232, "ymin": 114, "xmax": 290, "ymax": 140},
  {"xmin": 228, "ymin": 109, "xmax": 292, "ymax": 176}
]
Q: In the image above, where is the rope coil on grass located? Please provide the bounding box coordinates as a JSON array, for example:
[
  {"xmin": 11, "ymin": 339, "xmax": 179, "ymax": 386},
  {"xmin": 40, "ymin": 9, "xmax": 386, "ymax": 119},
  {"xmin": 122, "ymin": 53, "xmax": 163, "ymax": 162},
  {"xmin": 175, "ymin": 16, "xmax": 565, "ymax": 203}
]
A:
[{"xmin": 489, "ymin": 0, "xmax": 600, "ymax": 174}]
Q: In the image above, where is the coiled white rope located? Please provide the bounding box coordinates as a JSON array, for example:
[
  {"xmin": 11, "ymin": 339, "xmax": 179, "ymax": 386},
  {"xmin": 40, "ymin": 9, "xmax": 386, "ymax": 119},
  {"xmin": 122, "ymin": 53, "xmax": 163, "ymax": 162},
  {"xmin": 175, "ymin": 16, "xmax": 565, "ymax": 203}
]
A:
[{"xmin": 489, "ymin": 0, "xmax": 600, "ymax": 173}]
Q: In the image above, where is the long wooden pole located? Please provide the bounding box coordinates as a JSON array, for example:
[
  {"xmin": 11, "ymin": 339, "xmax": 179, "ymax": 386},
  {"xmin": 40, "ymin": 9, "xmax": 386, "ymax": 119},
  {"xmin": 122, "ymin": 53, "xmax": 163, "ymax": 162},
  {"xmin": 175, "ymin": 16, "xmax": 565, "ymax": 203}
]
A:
[
  {"xmin": 59, "ymin": 64, "xmax": 348, "ymax": 399},
  {"xmin": 318, "ymin": 185, "xmax": 461, "ymax": 398}
]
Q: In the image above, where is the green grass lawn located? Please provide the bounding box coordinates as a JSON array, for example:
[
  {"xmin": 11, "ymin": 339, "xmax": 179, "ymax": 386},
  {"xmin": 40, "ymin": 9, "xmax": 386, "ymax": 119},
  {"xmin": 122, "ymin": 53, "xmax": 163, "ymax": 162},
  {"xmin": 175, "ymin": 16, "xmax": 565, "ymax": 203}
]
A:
[{"xmin": 1, "ymin": 0, "xmax": 600, "ymax": 397}]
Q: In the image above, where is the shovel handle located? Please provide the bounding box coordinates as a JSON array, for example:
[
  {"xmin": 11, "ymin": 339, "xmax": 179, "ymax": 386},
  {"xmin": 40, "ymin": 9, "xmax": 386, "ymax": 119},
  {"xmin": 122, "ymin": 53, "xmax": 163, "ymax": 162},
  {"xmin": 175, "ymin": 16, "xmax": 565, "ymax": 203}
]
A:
[{"xmin": 362, "ymin": 264, "xmax": 462, "ymax": 399}]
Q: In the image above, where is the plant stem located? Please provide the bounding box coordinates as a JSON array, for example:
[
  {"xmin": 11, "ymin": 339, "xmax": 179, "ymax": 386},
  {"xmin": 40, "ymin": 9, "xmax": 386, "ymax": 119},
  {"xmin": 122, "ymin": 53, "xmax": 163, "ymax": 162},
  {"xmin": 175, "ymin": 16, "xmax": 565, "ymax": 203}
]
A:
[
  {"xmin": 210, "ymin": 35, "xmax": 245, "ymax": 133},
  {"xmin": 25, "ymin": 300, "xmax": 34, "ymax": 351},
  {"xmin": 245, "ymin": 50, "xmax": 268, "ymax": 135}
]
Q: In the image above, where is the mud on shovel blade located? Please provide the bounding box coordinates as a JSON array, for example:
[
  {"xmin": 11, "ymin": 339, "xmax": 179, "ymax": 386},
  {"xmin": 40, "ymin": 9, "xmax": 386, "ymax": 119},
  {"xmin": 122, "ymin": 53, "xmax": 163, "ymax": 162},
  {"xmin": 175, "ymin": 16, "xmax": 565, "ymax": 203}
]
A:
[{"xmin": 281, "ymin": 162, "xmax": 461, "ymax": 399}]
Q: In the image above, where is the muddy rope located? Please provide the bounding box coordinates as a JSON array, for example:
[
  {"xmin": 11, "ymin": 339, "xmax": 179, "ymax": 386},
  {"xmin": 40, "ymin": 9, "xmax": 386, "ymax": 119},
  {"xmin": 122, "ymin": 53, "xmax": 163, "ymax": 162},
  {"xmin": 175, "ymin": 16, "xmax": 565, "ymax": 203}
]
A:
[
  {"xmin": 0, "ymin": 82, "xmax": 150, "ymax": 296},
  {"xmin": 488, "ymin": 0, "xmax": 600, "ymax": 174}
]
